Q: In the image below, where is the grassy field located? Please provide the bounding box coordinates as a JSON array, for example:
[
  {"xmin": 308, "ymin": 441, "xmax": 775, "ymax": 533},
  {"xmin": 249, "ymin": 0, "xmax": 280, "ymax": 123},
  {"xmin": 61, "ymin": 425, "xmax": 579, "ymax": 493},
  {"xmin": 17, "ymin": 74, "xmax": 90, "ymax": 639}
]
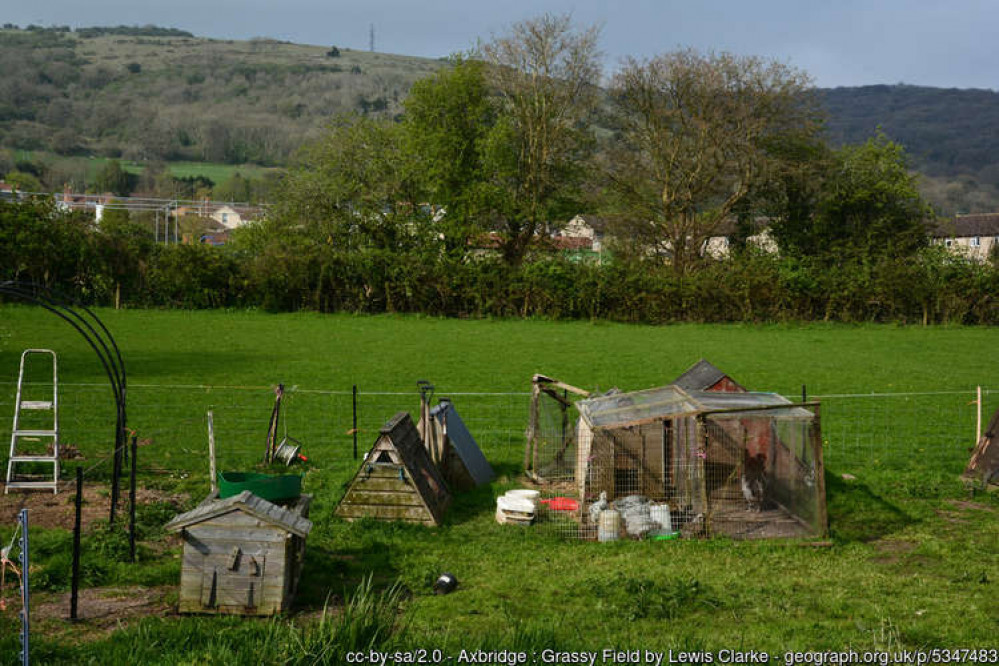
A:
[
  {"xmin": 0, "ymin": 306, "xmax": 997, "ymax": 663},
  {"xmin": 12, "ymin": 150, "xmax": 281, "ymax": 190}
]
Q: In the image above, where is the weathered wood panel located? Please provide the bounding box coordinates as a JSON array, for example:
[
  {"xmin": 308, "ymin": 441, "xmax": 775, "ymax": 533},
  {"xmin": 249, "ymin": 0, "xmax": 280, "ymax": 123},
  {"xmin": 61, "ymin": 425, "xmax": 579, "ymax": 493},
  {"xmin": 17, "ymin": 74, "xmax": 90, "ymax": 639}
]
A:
[
  {"xmin": 344, "ymin": 478, "xmax": 414, "ymax": 493},
  {"xmin": 337, "ymin": 504, "xmax": 434, "ymax": 522},
  {"xmin": 342, "ymin": 490, "xmax": 425, "ymax": 506}
]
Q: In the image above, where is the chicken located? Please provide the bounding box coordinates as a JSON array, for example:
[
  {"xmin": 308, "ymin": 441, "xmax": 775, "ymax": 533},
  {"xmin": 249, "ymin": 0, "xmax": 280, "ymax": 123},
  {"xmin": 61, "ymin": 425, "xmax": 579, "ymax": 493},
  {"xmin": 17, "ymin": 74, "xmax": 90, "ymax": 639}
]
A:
[
  {"xmin": 741, "ymin": 452, "xmax": 767, "ymax": 512},
  {"xmin": 588, "ymin": 491, "xmax": 608, "ymax": 524}
]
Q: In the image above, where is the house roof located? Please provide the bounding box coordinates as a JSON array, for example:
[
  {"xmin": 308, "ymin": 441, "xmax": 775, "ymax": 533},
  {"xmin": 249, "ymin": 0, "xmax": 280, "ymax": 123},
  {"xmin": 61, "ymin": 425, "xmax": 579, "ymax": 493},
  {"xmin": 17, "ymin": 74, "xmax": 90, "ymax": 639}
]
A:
[
  {"xmin": 670, "ymin": 359, "xmax": 745, "ymax": 392},
  {"xmin": 164, "ymin": 490, "xmax": 313, "ymax": 537},
  {"xmin": 931, "ymin": 214, "xmax": 999, "ymax": 238}
]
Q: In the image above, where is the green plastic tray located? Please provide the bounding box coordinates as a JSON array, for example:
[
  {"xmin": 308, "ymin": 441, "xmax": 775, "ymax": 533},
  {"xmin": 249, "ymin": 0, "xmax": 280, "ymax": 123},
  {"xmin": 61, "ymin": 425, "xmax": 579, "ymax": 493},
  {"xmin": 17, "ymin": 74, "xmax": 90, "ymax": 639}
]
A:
[{"xmin": 217, "ymin": 471, "xmax": 302, "ymax": 502}]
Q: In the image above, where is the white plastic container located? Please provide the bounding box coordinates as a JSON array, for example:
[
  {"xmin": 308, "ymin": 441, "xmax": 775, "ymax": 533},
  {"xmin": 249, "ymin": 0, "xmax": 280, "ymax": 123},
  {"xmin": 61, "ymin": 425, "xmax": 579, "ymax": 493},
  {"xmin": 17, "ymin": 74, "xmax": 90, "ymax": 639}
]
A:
[
  {"xmin": 597, "ymin": 508, "xmax": 621, "ymax": 542},
  {"xmin": 650, "ymin": 504, "xmax": 672, "ymax": 533}
]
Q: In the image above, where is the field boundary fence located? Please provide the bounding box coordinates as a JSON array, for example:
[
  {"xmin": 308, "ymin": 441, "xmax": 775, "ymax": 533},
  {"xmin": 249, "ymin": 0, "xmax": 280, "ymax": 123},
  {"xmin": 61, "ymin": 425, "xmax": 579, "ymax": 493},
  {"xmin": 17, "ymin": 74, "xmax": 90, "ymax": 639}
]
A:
[{"xmin": 0, "ymin": 382, "xmax": 994, "ymax": 484}]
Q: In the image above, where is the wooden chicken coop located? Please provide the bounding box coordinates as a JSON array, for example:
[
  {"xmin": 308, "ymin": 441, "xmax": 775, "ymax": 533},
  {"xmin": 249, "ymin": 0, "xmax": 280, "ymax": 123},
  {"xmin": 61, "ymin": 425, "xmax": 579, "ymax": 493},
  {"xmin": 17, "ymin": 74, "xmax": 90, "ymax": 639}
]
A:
[
  {"xmin": 336, "ymin": 412, "xmax": 451, "ymax": 526},
  {"xmin": 165, "ymin": 490, "xmax": 313, "ymax": 615},
  {"xmin": 574, "ymin": 386, "xmax": 827, "ymax": 540}
]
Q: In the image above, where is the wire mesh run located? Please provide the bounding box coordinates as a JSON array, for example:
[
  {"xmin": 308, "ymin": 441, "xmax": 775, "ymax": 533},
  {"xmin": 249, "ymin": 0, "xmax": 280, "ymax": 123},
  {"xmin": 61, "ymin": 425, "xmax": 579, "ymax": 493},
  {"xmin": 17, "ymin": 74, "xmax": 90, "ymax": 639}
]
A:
[{"xmin": 532, "ymin": 385, "xmax": 826, "ymax": 541}]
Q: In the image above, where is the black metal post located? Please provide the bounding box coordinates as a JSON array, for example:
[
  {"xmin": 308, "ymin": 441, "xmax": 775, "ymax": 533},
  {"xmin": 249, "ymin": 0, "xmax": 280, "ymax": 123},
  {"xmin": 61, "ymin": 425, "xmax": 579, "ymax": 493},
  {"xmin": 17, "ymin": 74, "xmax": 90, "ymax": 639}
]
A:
[
  {"xmin": 802, "ymin": 384, "xmax": 807, "ymax": 403},
  {"xmin": 129, "ymin": 435, "xmax": 137, "ymax": 562},
  {"xmin": 110, "ymin": 436, "xmax": 122, "ymax": 525},
  {"xmin": 352, "ymin": 384, "xmax": 358, "ymax": 460},
  {"xmin": 71, "ymin": 466, "xmax": 82, "ymax": 620}
]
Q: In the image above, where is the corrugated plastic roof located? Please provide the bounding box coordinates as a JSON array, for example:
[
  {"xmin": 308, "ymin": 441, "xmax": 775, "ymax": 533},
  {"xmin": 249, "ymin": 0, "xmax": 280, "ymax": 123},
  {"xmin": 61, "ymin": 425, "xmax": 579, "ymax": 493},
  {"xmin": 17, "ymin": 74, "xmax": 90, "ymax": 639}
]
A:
[{"xmin": 578, "ymin": 386, "xmax": 812, "ymax": 429}]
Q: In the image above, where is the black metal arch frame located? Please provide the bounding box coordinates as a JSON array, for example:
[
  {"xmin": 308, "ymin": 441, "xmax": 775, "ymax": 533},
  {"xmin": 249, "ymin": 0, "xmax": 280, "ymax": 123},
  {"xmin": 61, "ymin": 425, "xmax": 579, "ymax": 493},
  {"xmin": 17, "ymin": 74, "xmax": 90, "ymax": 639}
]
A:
[{"xmin": 0, "ymin": 280, "xmax": 128, "ymax": 523}]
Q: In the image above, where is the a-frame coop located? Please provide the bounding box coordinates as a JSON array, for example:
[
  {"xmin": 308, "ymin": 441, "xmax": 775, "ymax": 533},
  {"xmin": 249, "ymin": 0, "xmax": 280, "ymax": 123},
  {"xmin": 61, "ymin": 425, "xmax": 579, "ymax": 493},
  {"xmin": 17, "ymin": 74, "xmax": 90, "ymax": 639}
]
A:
[
  {"xmin": 336, "ymin": 412, "xmax": 451, "ymax": 526},
  {"xmin": 963, "ymin": 405, "xmax": 999, "ymax": 489}
]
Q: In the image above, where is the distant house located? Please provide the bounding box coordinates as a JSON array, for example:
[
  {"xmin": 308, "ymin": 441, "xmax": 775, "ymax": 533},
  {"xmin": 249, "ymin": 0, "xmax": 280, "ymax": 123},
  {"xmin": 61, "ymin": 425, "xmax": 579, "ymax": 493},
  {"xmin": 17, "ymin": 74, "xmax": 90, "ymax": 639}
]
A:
[
  {"xmin": 931, "ymin": 214, "xmax": 999, "ymax": 261},
  {"xmin": 211, "ymin": 205, "xmax": 244, "ymax": 230},
  {"xmin": 0, "ymin": 182, "xmax": 14, "ymax": 200},
  {"xmin": 703, "ymin": 218, "xmax": 777, "ymax": 258}
]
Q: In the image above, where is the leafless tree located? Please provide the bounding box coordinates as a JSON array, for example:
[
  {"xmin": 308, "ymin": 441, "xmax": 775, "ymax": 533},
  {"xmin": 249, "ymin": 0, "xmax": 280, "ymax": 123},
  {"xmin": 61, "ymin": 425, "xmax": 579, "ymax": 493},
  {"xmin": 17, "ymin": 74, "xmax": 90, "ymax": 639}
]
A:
[
  {"xmin": 479, "ymin": 13, "xmax": 601, "ymax": 264},
  {"xmin": 606, "ymin": 49, "xmax": 819, "ymax": 274}
]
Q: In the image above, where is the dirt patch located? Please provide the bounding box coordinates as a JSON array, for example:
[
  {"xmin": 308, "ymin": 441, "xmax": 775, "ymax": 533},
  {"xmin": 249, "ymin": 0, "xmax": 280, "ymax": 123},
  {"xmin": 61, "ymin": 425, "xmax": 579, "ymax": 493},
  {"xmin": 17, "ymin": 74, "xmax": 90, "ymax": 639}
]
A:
[
  {"xmin": 870, "ymin": 538, "xmax": 916, "ymax": 564},
  {"xmin": 0, "ymin": 483, "xmax": 186, "ymax": 531},
  {"xmin": 946, "ymin": 499, "xmax": 997, "ymax": 513},
  {"xmin": 28, "ymin": 586, "xmax": 175, "ymax": 640}
]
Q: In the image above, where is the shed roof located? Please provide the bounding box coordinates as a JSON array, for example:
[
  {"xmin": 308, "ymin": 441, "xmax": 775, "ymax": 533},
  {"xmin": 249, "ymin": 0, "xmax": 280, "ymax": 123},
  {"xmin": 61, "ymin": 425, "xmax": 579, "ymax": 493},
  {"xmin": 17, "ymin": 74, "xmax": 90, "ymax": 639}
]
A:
[
  {"xmin": 164, "ymin": 490, "xmax": 313, "ymax": 537},
  {"xmin": 671, "ymin": 359, "xmax": 745, "ymax": 392},
  {"xmin": 578, "ymin": 386, "xmax": 811, "ymax": 429}
]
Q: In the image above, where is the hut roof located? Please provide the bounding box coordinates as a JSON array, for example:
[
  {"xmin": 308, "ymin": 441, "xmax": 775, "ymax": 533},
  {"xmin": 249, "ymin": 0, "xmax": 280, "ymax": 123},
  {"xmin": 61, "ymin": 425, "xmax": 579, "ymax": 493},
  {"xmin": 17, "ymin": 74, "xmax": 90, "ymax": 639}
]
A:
[
  {"xmin": 578, "ymin": 386, "xmax": 810, "ymax": 430},
  {"xmin": 164, "ymin": 490, "xmax": 313, "ymax": 537},
  {"xmin": 670, "ymin": 359, "xmax": 745, "ymax": 392}
]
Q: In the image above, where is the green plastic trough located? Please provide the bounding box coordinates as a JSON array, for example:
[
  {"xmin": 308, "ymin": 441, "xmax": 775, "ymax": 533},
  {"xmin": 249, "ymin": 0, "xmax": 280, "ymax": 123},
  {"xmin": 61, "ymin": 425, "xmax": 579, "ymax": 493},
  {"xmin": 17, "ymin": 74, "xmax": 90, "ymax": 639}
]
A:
[{"xmin": 217, "ymin": 471, "xmax": 302, "ymax": 503}]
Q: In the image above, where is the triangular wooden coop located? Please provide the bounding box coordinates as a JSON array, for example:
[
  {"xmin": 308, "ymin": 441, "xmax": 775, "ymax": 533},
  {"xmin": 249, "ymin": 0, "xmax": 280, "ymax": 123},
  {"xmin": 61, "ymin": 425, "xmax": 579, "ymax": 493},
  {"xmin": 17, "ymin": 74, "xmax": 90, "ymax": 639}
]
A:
[
  {"xmin": 418, "ymin": 398, "xmax": 495, "ymax": 491},
  {"xmin": 963, "ymin": 405, "xmax": 999, "ymax": 488},
  {"xmin": 336, "ymin": 412, "xmax": 451, "ymax": 526}
]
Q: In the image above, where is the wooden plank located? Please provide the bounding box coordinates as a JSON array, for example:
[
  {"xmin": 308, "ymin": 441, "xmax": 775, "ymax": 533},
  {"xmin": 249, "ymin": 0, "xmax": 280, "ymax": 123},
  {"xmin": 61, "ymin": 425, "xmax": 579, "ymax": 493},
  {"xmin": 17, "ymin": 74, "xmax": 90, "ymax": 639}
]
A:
[
  {"xmin": 344, "ymin": 490, "xmax": 425, "ymax": 506},
  {"xmin": 186, "ymin": 527, "xmax": 286, "ymax": 543},
  {"xmin": 336, "ymin": 504, "xmax": 432, "ymax": 522},
  {"xmin": 345, "ymin": 478, "xmax": 413, "ymax": 492},
  {"xmin": 355, "ymin": 465, "xmax": 410, "ymax": 480}
]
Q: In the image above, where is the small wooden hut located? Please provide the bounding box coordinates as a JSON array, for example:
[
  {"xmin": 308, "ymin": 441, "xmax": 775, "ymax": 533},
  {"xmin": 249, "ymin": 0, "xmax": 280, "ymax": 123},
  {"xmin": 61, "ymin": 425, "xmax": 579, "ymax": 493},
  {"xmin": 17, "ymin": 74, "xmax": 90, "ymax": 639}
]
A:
[
  {"xmin": 165, "ymin": 490, "xmax": 313, "ymax": 616},
  {"xmin": 336, "ymin": 412, "xmax": 451, "ymax": 526}
]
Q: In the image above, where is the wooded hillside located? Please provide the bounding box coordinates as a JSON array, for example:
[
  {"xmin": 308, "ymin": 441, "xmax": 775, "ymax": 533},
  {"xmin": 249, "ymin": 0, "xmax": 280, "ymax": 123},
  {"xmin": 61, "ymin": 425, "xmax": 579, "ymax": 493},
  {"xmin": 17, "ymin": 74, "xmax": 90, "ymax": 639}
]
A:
[{"xmin": 2, "ymin": 26, "xmax": 998, "ymax": 213}]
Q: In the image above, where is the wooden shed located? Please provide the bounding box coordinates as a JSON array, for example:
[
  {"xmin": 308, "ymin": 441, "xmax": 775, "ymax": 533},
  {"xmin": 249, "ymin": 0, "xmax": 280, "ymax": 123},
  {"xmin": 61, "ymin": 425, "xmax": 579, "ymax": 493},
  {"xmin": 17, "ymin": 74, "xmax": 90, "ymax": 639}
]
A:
[
  {"xmin": 336, "ymin": 412, "xmax": 451, "ymax": 526},
  {"xmin": 165, "ymin": 490, "xmax": 313, "ymax": 615}
]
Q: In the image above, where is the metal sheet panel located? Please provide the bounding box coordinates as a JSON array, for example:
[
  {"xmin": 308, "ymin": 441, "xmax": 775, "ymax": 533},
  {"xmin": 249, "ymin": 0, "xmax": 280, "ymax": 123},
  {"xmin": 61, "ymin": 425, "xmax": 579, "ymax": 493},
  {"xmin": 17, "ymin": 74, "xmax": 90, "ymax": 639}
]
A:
[{"xmin": 431, "ymin": 401, "xmax": 495, "ymax": 486}]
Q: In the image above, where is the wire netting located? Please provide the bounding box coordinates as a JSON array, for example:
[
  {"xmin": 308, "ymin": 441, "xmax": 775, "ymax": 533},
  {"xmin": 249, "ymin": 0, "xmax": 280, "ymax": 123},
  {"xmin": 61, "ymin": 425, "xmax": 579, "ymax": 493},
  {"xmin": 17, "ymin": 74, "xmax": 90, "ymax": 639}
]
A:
[{"xmin": 1, "ymin": 381, "xmax": 995, "ymax": 529}]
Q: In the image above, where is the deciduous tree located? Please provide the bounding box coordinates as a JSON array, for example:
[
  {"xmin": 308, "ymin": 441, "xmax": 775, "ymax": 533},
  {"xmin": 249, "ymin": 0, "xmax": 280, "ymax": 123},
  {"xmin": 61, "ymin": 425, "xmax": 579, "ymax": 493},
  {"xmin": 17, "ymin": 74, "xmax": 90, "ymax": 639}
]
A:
[
  {"xmin": 605, "ymin": 49, "xmax": 818, "ymax": 274},
  {"xmin": 479, "ymin": 13, "xmax": 601, "ymax": 264}
]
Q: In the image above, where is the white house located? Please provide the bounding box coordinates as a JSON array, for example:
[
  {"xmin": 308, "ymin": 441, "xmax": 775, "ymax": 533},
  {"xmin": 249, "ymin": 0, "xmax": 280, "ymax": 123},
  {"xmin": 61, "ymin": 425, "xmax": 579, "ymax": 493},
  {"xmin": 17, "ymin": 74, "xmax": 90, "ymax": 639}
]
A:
[{"xmin": 931, "ymin": 214, "xmax": 999, "ymax": 262}]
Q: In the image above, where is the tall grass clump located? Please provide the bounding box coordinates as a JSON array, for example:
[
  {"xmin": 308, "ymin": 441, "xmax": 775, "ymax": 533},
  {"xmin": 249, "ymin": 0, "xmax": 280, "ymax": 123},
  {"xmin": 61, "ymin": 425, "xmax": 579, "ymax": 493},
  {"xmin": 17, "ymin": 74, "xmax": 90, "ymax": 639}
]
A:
[{"xmin": 291, "ymin": 575, "xmax": 408, "ymax": 665}]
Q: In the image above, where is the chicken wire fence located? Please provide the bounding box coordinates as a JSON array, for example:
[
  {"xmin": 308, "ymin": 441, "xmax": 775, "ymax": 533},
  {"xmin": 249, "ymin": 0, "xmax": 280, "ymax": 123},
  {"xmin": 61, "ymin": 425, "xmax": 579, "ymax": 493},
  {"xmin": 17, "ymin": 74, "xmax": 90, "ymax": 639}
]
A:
[{"xmin": 0, "ymin": 382, "xmax": 994, "ymax": 507}]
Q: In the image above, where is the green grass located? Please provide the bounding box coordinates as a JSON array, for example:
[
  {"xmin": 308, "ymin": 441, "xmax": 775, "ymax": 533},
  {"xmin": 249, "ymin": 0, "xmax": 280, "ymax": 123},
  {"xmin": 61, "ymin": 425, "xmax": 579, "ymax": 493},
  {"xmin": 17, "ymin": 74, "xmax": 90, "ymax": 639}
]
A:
[
  {"xmin": 0, "ymin": 306, "xmax": 997, "ymax": 663},
  {"xmin": 12, "ymin": 150, "xmax": 280, "ymax": 188}
]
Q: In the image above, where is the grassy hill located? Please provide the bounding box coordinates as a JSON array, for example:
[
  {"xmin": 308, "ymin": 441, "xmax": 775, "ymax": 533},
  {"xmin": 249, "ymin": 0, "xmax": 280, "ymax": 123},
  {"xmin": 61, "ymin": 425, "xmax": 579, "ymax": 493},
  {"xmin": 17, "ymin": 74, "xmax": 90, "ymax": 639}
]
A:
[
  {"xmin": 2, "ymin": 26, "xmax": 999, "ymax": 212},
  {"xmin": 0, "ymin": 27, "xmax": 442, "ymax": 168}
]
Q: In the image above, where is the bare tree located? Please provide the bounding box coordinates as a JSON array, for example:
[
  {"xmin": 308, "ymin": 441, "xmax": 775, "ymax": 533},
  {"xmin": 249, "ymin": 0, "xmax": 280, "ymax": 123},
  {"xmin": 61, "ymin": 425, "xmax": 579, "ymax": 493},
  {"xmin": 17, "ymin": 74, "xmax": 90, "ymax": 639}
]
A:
[
  {"xmin": 606, "ymin": 49, "xmax": 819, "ymax": 274},
  {"xmin": 479, "ymin": 13, "xmax": 601, "ymax": 264}
]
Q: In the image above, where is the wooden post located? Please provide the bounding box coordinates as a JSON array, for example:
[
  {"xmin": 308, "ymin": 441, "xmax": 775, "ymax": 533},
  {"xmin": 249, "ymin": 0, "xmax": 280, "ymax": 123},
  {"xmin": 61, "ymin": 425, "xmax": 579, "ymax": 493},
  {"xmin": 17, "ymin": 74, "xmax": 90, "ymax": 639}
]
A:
[
  {"xmin": 352, "ymin": 385, "xmax": 358, "ymax": 460},
  {"xmin": 129, "ymin": 435, "xmax": 137, "ymax": 563},
  {"xmin": 976, "ymin": 386, "xmax": 983, "ymax": 446},
  {"xmin": 70, "ymin": 466, "xmax": 82, "ymax": 620},
  {"xmin": 207, "ymin": 410, "xmax": 217, "ymax": 494}
]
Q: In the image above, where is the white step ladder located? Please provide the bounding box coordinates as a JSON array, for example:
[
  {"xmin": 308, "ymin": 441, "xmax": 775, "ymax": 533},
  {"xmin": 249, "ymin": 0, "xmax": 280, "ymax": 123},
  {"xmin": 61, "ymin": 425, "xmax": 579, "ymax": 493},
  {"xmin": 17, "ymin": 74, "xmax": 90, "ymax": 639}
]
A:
[{"xmin": 5, "ymin": 349, "xmax": 60, "ymax": 494}]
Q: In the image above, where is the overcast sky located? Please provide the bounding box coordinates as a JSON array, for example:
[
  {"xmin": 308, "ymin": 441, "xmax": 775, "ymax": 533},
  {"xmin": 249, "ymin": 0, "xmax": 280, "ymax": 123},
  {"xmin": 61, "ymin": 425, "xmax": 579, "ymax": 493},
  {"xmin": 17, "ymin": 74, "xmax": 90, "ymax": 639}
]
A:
[{"xmin": 9, "ymin": 0, "xmax": 998, "ymax": 89}]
